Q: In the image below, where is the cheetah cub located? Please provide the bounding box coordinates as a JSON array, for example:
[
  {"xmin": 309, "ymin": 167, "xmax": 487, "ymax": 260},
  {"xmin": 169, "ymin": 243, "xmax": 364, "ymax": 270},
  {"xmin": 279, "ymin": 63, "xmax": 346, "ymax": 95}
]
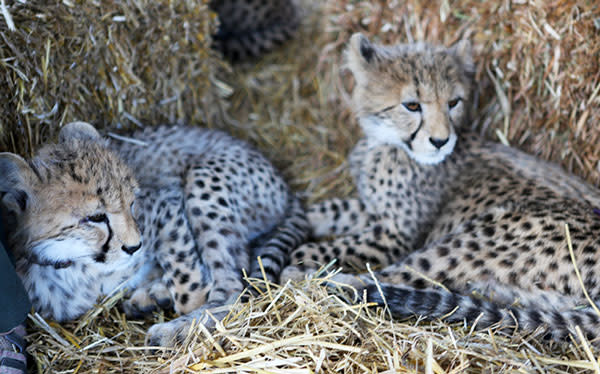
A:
[
  {"xmin": 283, "ymin": 34, "xmax": 600, "ymax": 343},
  {"xmin": 0, "ymin": 122, "xmax": 308, "ymax": 346}
]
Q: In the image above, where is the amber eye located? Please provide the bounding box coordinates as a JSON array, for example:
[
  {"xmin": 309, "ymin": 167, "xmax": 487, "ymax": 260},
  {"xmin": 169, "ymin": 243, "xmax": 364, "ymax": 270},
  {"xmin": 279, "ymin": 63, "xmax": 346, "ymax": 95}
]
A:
[
  {"xmin": 86, "ymin": 213, "xmax": 107, "ymax": 223},
  {"xmin": 403, "ymin": 102, "xmax": 422, "ymax": 112},
  {"xmin": 448, "ymin": 98, "xmax": 462, "ymax": 109}
]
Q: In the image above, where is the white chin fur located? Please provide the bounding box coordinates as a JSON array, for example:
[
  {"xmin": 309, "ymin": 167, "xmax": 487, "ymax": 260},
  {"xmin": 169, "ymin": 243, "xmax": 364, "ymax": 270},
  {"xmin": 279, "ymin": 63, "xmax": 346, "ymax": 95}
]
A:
[{"xmin": 401, "ymin": 133, "xmax": 457, "ymax": 165}]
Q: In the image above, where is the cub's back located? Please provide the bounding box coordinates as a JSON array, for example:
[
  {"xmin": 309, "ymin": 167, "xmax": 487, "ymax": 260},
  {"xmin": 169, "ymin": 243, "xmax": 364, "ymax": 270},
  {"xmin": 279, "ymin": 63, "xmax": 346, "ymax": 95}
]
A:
[
  {"xmin": 471, "ymin": 137, "xmax": 600, "ymax": 208},
  {"xmin": 114, "ymin": 126, "xmax": 272, "ymax": 184}
]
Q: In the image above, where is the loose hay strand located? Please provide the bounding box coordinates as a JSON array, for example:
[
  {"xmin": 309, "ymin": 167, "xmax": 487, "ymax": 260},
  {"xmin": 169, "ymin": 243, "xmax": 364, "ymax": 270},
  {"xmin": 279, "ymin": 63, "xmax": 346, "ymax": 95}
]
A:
[
  {"xmin": 576, "ymin": 326, "xmax": 600, "ymax": 374},
  {"xmin": 0, "ymin": 0, "xmax": 14, "ymax": 31},
  {"xmin": 257, "ymin": 256, "xmax": 274, "ymax": 301}
]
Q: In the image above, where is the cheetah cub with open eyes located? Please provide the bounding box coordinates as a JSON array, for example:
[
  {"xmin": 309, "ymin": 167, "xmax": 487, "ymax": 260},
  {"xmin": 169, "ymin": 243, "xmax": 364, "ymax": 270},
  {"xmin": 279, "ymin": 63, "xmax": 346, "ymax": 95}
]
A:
[
  {"xmin": 0, "ymin": 122, "xmax": 309, "ymax": 346},
  {"xmin": 283, "ymin": 33, "xmax": 600, "ymax": 343}
]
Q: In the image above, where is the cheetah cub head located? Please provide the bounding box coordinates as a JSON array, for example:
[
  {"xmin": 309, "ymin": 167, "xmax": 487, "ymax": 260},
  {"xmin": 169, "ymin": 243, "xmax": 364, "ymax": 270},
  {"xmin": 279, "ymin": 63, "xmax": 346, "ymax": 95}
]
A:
[
  {"xmin": 0, "ymin": 122, "xmax": 142, "ymax": 271},
  {"xmin": 346, "ymin": 33, "xmax": 475, "ymax": 164}
]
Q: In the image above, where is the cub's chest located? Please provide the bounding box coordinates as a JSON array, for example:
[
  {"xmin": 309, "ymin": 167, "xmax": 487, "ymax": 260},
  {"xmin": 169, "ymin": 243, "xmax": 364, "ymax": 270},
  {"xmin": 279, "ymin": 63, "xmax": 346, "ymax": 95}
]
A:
[{"xmin": 354, "ymin": 144, "xmax": 450, "ymax": 205}]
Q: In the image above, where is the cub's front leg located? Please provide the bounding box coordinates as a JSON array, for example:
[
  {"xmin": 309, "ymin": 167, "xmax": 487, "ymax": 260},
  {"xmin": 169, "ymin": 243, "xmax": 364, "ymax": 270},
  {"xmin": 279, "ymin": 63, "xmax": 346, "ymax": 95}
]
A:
[
  {"xmin": 122, "ymin": 267, "xmax": 172, "ymax": 318},
  {"xmin": 282, "ymin": 224, "xmax": 411, "ymax": 281},
  {"xmin": 307, "ymin": 198, "xmax": 376, "ymax": 238},
  {"xmin": 146, "ymin": 164, "xmax": 253, "ymax": 347},
  {"xmin": 122, "ymin": 186, "xmax": 209, "ymax": 317}
]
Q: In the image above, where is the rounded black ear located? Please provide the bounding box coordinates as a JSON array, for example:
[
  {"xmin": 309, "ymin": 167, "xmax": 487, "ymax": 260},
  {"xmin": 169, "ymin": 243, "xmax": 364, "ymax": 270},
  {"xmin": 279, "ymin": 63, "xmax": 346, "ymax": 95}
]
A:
[
  {"xmin": 59, "ymin": 121, "xmax": 101, "ymax": 143},
  {"xmin": 345, "ymin": 33, "xmax": 379, "ymax": 85},
  {"xmin": 0, "ymin": 153, "xmax": 37, "ymax": 214},
  {"xmin": 349, "ymin": 33, "xmax": 377, "ymax": 63},
  {"xmin": 356, "ymin": 33, "xmax": 376, "ymax": 62}
]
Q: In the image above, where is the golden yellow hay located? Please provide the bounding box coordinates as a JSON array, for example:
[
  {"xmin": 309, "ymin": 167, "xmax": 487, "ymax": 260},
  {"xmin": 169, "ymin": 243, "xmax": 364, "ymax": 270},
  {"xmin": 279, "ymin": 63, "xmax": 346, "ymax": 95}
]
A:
[
  {"xmin": 27, "ymin": 275, "xmax": 600, "ymax": 373},
  {"xmin": 1, "ymin": 0, "xmax": 599, "ymax": 373},
  {"xmin": 0, "ymin": 0, "xmax": 227, "ymax": 158}
]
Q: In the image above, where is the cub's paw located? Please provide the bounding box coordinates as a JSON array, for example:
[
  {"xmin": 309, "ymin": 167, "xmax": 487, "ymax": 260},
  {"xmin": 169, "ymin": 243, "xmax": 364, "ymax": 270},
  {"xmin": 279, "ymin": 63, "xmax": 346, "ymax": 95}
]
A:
[
  {"xmin": 146, "ymin": 315, "xmax": 197, "ymax": 347},
  {"xmin": 329, "ymin": 272, "xmax": 367, "ymax": 290},
  {"xmin": 146, "ymin": 305, "xmax": 228, "ymax": 347},
  {"xmin": 319, "ymin": 272, "xmax": 373, "ymax": 305},
  {"xmin": 123, "ymin": 281, "xmax": 172, "ymax": 318},
  {"xmin": 149, "ymin": 281, "xmax": 174, "ymax": 309},
  {"xmin": 280, "ymin": 265, "xmax": 313, "ymax": 282}
]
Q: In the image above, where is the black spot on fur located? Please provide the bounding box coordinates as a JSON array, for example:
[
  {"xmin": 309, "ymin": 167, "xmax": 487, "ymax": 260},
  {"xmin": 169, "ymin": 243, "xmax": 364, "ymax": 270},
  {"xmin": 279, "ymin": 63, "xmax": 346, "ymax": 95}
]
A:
[{"xmin": 418, "ymin": 258, "xmax": 431, "ymax": 271}]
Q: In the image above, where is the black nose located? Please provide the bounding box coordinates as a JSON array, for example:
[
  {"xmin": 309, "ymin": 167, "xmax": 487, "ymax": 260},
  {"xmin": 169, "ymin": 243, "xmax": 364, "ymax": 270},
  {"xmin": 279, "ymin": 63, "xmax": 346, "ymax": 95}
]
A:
[
  {"xmin": 122, "ymin": 242, "xmax": 142, "ymax": 255},
  {"xmin": 429, "ymin": 137, "xmax": 449, "ymax": 149}
]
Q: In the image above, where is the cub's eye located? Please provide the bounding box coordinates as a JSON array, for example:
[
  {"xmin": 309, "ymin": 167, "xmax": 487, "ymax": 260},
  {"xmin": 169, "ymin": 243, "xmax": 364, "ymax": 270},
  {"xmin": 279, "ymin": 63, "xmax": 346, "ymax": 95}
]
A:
[
  {"xmin": 448, "ymin": 98, "xmax": 462, "ymax": 109},
  {"xmin": 403, "ymin": 102, "xmax": 422, "ymax": 112},
  {"xmin": 86, "ymin": 213, "xmax": 107, "ymax": 223}
]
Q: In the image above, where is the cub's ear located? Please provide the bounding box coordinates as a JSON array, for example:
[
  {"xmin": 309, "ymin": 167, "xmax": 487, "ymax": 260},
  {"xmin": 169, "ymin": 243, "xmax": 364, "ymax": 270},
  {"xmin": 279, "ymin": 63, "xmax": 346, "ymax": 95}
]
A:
[
  {"xmin": 59, "ymin": 121, "xmax": 101, "ymax": 143},
  {"xmin": 450, "ymin": 39, "xmax": 474, "ymax": 74},
  {"xmin": 0, "ymin": 153, "xmax": 38, "ymax": 215},
  {"xmin": 345, "ymin": 33, "xmax": 380, "ymax": 85}
]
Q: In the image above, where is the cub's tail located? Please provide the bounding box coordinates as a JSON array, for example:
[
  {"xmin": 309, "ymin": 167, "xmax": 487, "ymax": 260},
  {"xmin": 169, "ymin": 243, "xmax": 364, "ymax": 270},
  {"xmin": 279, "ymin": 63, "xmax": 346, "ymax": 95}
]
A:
[
  {"xmin": 210, "ymin": 0, "xmax": 300, "ymax": 61},
  {"xmin": 249, "ymin": 194, "xmax": 310, "ymax": 284},
  {"xmin": 367, "ymin": 284, "xmax": 600, "ymax": 344}
]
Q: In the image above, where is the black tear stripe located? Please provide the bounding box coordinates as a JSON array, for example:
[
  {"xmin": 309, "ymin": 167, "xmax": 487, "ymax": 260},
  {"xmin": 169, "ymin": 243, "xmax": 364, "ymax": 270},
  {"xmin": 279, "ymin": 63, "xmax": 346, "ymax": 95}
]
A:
[
  {"xmin": 404, "ymin": 117, "xmax": 423, "ymax": 150},
  {"xmin": 449, "ymin": 115, "xmax": 456, "ymax": 129},
  {"xmin": 95, "ymin": 216, "xmax": 112, "ymax": 263},
  {"xmin": 405, "ymin": 73, "xmax": 422, "ymax": 150}
]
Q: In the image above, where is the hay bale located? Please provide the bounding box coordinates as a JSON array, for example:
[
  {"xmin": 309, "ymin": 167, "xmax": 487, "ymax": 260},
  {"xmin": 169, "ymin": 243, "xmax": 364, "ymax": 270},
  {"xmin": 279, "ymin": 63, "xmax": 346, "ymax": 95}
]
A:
[{"xmin": 0, "ymin": 0, "xmax": 229, "ymax": 157}]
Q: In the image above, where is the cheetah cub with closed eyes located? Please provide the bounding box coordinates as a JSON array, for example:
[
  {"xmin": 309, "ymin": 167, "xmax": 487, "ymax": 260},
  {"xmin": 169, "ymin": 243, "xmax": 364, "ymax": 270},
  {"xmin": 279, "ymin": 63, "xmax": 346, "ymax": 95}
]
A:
[
  {"xmin": 283, "ymin": 33, "xmax": 600, "ymax": 343},
  {"xmin": 0, "ymin": 122, "xmax": 309, "ymax": 346}
]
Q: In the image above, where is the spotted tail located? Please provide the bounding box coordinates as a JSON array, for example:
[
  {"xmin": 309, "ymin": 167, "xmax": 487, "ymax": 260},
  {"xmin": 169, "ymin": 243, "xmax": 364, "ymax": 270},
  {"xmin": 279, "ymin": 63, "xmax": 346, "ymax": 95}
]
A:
[
  {"xmin": 249, "ymin": 195, "xmax": 310, "ymax": 284},
  {"xmin": 367, "ymin": 284, "xmax": 600, "ymax": 344}
]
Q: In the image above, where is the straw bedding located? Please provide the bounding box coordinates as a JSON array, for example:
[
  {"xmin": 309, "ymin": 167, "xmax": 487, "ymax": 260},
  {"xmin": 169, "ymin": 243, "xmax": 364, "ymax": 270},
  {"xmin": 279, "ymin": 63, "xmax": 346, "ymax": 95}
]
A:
[{"xmin": 1, "ymin": 0, "xmax": 600, "ymax": 372}]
